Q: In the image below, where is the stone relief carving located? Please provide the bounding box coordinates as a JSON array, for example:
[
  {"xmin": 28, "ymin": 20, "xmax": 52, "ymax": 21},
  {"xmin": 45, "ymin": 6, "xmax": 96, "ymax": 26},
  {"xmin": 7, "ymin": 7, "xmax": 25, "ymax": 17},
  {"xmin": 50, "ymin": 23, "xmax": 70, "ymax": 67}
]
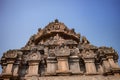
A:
[
  {"xmin": 82, "ymin": 49, "xmax": 96, "ymax": 59},
  {"xmin": 27, "ymin": 50, "xmax": 41, "ymax": 61},
  {"xmin": 70, "ymin": 46, "xmax": 79, "ymax": 56},
  {"xmin": 81, "ymin": 36, "xmax": 90, "ymax": 44},
  {"xmin": 4, "ymin": 50, "xmax": 17, "ymax": 58},
  {"xmin": 49, "ymin": 49, "xmax": 55, "ymax": 57},
  {"xmin": 0, "ymin": 20, "xmax": 120, "ymax": 80},
  {"xmin": 55, "ymin": 44, "xmax": 70, "ymax": 57}
]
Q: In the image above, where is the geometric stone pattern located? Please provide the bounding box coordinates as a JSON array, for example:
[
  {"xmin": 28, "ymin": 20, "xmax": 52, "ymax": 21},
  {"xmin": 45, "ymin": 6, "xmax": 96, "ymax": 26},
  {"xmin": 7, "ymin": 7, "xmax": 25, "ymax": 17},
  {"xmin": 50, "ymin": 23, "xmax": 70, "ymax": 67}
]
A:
[{"xmin": 0, "ymin": 19, "xmax": 120, "ymax": 80}]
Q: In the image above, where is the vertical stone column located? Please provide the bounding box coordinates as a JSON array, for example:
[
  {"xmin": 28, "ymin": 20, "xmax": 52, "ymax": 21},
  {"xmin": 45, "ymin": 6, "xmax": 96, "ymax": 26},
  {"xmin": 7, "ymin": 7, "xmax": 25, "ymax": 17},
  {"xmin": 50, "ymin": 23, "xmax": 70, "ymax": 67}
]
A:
[
  {"xmin": 13, "ymin": 61, "xmax": 20, "ymax": 76},
  {"xmin": 1, "ymin": 60, "xmax": 14, "ymax": 80},
  {"xmin": 13, "ymin": 52, "xmax": 22, "ymax": 77},
  {"xmin": 96, "ymin": 63, "xmax": 104, "ymax": 74},
  {"xmin": 56, "ymin": 57, "xmax": 71, "ymax": 75},
  {"xmin": 5, "ymin": 60, "xmax": 14, "ymax": 75},
  {"xmin": 69, "ymin": 56, "xmax": 83, "ymax": 74},
  {"xmin": 107, "ymin": 56, "xmax": 119, "ymax": 68},
  {"xmin": 107, "ymin": 56, "xmax": 120, "ymax": 76},
  {"xmin": 26, "ymin": 49, "xmax": 41, "ymax": 77},
  {"xmin": 101, "ymin": 58, "xmax": 111, "ymax": 73},
  {"xmin": 27, "ymin": 60, "xmax": 40, "ymax": 77},
  {"xmin": 46, "ymin": 57, "xmax": 57, "ymax": 75},
  {"xmin": 2, "ymin": 50, "xmax": 18, "ymax": 80},
  {"xmin": 84, "ymin": 58, "xmax": 97, "ymax": 74},
  {"xmin": 55, "ymin": 45, "xmax": 71, "ymax": 75}
]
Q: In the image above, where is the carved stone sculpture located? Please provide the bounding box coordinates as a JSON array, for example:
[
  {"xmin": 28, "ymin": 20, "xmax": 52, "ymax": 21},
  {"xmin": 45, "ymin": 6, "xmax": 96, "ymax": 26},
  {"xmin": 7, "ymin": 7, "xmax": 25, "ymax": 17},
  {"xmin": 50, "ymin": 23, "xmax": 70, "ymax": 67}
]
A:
[{"xmin": 0, "ymin": 19, "xmax": 120, "ymax": 80}]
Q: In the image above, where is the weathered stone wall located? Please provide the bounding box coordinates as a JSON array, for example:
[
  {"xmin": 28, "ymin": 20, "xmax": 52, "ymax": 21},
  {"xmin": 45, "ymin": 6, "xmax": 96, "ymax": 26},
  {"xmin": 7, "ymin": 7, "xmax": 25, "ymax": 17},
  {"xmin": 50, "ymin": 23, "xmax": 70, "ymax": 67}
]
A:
[{"xmin": 24, "ymin": 75, "xmax": 120, "ymax": 80}]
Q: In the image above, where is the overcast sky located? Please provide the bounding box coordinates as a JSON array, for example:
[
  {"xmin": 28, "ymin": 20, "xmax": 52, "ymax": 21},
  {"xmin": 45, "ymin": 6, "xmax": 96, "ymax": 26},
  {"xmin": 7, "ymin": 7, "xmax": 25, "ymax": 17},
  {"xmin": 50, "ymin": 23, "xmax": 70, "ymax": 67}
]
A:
[{"xmin": 0, "ymin": 0, "xmax": 120, "ymax": 72}]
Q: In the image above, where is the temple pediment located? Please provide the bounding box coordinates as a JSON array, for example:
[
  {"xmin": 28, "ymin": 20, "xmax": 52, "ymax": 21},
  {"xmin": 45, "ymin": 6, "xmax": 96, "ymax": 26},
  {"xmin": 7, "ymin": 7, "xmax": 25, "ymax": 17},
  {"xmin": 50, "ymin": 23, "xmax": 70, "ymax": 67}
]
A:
[{"xmin": 0, "ymin": 20, "xmax": 120, "ymax": 80}]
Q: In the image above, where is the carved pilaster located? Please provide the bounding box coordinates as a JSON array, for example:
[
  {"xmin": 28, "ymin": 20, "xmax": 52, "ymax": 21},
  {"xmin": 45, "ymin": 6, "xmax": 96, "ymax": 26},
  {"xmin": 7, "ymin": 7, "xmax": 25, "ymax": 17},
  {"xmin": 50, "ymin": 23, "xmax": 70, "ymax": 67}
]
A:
[
  {"xmin": 3, "ymin": 60, "xmax": 14, "ymax": 76},
  {"xmin": 13, "ymin": 51, "xmax": 22, "ymax": 77},
  {"xmin": 13, "ymin": 61, "xmax": 20, "ymax": 77},
  {"xmin": 55, "ymin": 45, "xmax": 71, "ymax": 75},
  {"xmin": 27, "ymin": 60, "xmax": 40, "ymax": 77},
  {"xmin": 45, "ymin": 57, "xmax": 57, "ymax": 75},
  {"xmin": 69, "ymin": 56, "xmax": 83, "ymax": 74},
  {"xmin": 84, "ymin": 58, "xmax": 97, "ymax": 75},
  {"xmin": 107, "ymin": 56, "xmax": 119, "ymax": 69},
  {"xmin": 2, "ymin": 50, "xmax": 17, "ymax": 77},
  {"xmin": 56, "ymin": 56, "xmax": 71, "ymax": 75},
  {"xmin": 107, "ymin": 56, "xmax": 120, "ymax": 76},
  {"xmin": 82, "ymin": 49, "xmax": 97, "ymax": 75},
  {"xmin": 101, "ymin": 58, "xmax": 111, "ymax": 73},
  {"xmin": 26, "ymin": 50, "xmax": 41, "ymax": 77},
  {"xmin": 96, "ymin": 63, "xmax": 104, "ymax": 74}
]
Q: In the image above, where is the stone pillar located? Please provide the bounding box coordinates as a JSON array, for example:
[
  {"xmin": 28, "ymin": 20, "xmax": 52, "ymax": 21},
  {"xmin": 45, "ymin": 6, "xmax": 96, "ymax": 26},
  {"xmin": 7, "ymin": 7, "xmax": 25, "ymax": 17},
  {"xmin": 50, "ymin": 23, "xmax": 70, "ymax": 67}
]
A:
[
  {"xmin": 107, "ymin": 56, "xmax": 120, "ymax": 76},
  {"xmin": 99, "ymin": 64, "xmax": 104, "ymax": 73},
  {"xmin": 1, "ymin": 50, "xmax": 18, "ymax": 80},
  {"xmin": 96, "ymin": 63, "xmax": 104, "ymax": 74},
  {"xmin": 84, "ymin": 58, "xmax": 97, "ymax": 74},
  {"xmin": 102, "ymin": 58, "xmax": 111, "ymax": 73},
  {"xmin": 55, "ymin": 45, "xmax": 71, "ymax": 75},
  {"xmin": 27, "ymin": 60, "xmax": 40, "ymax": 77},
  {"xmin": 107, "ymin": 56, "xmax": 119, "ymax": 68},
  {"xmin": 1, "ymin": 60, "xmax": 14, "ymax": 80},
  {"xmin": 13, "ymin": 52, "xmax": 22, "ymax": 77},
  {"xmin": 56, "ymin": 57, "xmax": 71, "ymax": 75},
  {"xmin": 26, "ymin": 49, "xmax": 41, "ymax": 76},
  {"xmin": 13, "ymin": 61, "xmax": 20, "ymax": 76},
  {"xmin": 5, "ymin": 60, "xmax": 14, "ymax": 75},
  {"xmin": 69, "ymin": 56, "xmax": 83, "ymax": 74},
  {"xmin": 46, "ymin": 57, "xmax": 57, "ymax": 75}
]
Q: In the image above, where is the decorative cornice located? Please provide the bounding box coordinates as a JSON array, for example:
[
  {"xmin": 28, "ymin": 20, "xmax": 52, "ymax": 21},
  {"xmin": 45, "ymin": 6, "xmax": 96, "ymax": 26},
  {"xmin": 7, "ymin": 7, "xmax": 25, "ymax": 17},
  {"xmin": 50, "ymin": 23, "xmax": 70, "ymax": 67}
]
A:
[{"xmin": 4, "ymin": 50, "xmax": 17, "ymax": 59}]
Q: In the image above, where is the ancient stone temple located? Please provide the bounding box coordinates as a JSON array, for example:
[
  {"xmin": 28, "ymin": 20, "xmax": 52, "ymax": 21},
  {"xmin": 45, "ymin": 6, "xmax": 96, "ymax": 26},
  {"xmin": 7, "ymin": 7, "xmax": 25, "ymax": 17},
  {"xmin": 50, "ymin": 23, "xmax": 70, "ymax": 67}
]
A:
[{"xmin": 0, "ymin": 19, "xmax": 120, "ymax": 80}]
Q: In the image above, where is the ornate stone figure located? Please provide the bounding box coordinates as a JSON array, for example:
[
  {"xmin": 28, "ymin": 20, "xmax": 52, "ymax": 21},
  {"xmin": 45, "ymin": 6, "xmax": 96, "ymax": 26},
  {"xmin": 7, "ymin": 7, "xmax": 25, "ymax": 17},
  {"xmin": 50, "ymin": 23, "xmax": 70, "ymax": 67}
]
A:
[
  {"xmin": 81, "ymin": 36, "xmax": 90, "ymax": 44},
  {"xmin": 0, "ymin": 20, "xmax": 120, "ymax": 80}
]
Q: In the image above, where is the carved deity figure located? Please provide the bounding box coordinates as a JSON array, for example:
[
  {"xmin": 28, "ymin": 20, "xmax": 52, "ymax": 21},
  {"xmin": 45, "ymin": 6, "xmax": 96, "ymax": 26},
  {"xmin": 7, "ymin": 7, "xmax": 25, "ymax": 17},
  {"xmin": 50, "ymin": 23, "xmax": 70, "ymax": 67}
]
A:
[
  {"xmin": 27, "ymin": 48, "xmax": 41, "ymax": 61},
  {"xmin": 70, "ymin": 46, "xmax": 79, "ymax": 56},
  {"xmin": 74, "ymin": 47, "xmax": 80, "ymax": 56},
  {"xmin": 49, "ymin": 49, "xmax": 55, "ymax": 57},
  {"xmin": 81, "ymin": 36, "xmax": 90, "ymax": 44},
  {"xmin": 82, "ymin": 49, "xmax": 96, "ymax": 59},
  {"xmin": 54, "ymin": 34, "xmax": 60, "ymax": 40}
]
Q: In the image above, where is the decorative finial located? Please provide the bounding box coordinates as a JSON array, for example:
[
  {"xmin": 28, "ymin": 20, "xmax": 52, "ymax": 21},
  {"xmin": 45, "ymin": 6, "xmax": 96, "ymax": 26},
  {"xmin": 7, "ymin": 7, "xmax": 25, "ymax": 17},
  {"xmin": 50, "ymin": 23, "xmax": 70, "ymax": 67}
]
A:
[{"xmin": 55, "ymin": 19, "xmax": 59, "ymax": 23}]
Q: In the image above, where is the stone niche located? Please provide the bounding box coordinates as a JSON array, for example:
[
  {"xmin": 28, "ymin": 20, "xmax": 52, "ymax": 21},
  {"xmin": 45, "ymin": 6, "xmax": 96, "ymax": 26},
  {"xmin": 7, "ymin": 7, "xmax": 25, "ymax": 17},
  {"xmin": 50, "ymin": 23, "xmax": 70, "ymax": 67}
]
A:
[{"xmin": 0, "ymin": 19, "xmax": 120, "ymax": 80}]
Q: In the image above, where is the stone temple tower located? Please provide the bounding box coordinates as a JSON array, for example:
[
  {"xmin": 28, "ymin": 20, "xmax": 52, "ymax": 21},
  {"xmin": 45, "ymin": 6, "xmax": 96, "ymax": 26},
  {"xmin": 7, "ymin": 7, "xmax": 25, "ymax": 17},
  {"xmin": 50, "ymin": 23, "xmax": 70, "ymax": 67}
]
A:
[{"xmin": 0, "ymin": 19, "xmax": 120, "ymax": 80}]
